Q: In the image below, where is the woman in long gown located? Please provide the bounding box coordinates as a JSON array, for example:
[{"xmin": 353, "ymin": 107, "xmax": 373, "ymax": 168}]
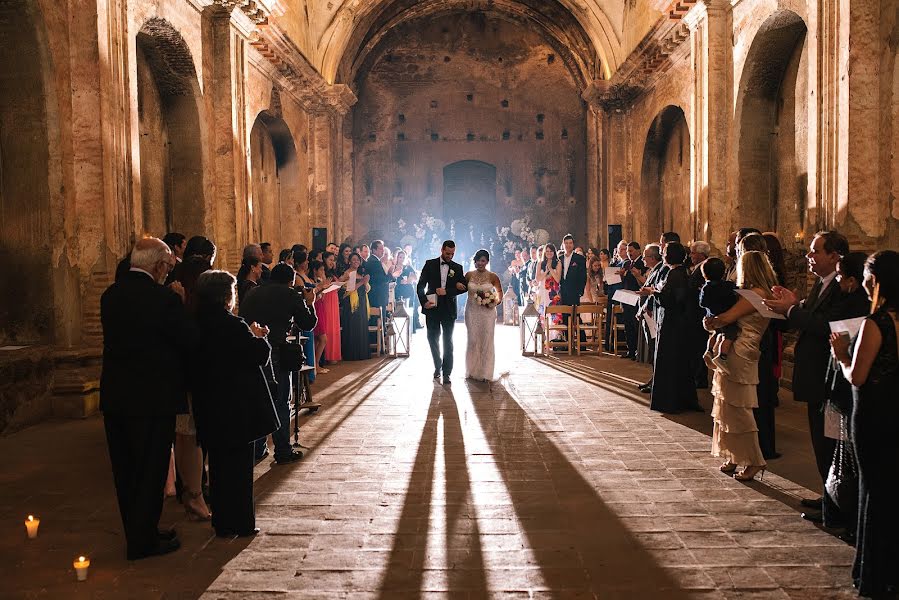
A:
[
  {"xmin": 339, "ymin": 253, "xmax": 372, "ymax": 361},
  {"xmin": 536, "ymin": 243, "xmax": 562, "ymax": 336},
  {"xmin": 830, "ymin": 250, "xmax": 899, "ymax": 598},
  {"xmin": 647, "ymin": 242, "xmax": 700, "ymax": 414},
  {"xmin": 703, "ymin": 250, "xmax": 778, "ymax": 481},
  {"xmin": 464, "ymin": 249, "xmax": 502, "ymax": 382},
  {"xmin": 314, "ymin": 252, "xmax": 342, "ymax": 368}
]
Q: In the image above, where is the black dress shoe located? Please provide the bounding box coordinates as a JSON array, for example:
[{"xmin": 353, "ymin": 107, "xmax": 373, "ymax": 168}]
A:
[
  {"xmin": 800, "ymin": 497, "xmax": 823, "ymax": 509},
  {"xmin": 127, "ymin": 537, "xmax": 181, "ymax": 560},
  {"xmin": 638, "ymin": 384, "xmax": 652, "ymax": 392},
  {"xmin": 274, "ymin": 449, "xmax": 304, "ymax": 465},
  {"xmin": 442, "ymin": 376, "xmax": 451, "ymax": 386},
  {"xmin": 253, "ymin": 447, "xmax": 270, "ymax": 466},
  {"xmin": 157, "ymin": 528, "xmax": 177, "ymax": 542},
  {"xmin": 215, "ymin": 527, "xmax": 260, "ymax": 538},
  {"xmin": 434, "ymin": 370, "xmax": 441, "ymax": 380},
  {"xmin": 801, "ymin": 511, "xmax": 823, "ymax": 523}
]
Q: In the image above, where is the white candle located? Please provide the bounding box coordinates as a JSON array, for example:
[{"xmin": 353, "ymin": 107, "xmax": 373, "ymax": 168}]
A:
[
  {"xmin": 24, "ymin": 515, "xmax": 40, "ymax": 539},
  {"xmin": 73, "ymin": 556, "xmax": 90, "ymax": 582}
]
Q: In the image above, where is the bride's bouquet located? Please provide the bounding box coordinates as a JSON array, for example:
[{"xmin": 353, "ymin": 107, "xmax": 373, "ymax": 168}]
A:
[{"xmin": 475, "ymin": 288, "xmax": 500, "ymax": 308}]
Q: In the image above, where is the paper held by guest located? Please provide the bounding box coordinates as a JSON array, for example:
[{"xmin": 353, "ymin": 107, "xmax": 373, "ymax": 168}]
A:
[
  {"xmin": 735, "ymin": 289, "xmax": 786, "ymax": 320},
  {"xmin": 612, "ymin": 289, "xmax": 640, "ymax": 306},
  {"xmin": 322, "ymin": 283, "xmax": 343, "ymax": 295},
  {"xmin": 644, "ymin": 312, "xmax": 658, "ymax": 339},
  {"xmin": 346, "ymin": 271, "xmax": 357, "ymax": 292},
  {"xmin": 829, "ymin": 316, "xmax": 866, "ymax": 338},
  {"xmin": 604, "ymin": 268, "xmax": 622, "ymax": 286}
]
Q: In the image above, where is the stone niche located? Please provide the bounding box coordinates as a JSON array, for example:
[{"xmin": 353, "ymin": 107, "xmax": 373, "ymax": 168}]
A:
[{"xmin": 352, "ymin": 11, "xmax": 587, "ymax": 259}]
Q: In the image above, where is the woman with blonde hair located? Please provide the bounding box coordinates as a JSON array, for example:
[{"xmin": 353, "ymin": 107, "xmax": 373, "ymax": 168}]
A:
[{"xmin": 704, "ymin": 250, "xmax": 779, "ymax": 481}]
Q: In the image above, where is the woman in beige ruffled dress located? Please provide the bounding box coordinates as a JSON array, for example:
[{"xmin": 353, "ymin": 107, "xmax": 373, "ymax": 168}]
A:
[{"xmin": 703, "ymin": 251, "xmax": 778, "ymax": 481}]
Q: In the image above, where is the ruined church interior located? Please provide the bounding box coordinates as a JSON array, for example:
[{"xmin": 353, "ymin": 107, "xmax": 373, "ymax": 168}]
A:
[{"xmin": 2, "ymin": 0, "xmax": 899, "ymax": 597}]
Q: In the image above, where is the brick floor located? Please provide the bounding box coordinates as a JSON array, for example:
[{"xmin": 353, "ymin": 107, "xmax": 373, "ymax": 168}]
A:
[{"xmin": 1, "ymin": 326, "xmax": 856, "ymax": 599}]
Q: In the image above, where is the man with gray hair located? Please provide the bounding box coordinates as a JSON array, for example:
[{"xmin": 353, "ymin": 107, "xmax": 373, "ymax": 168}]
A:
[
  {"xmin": 635, "ymin": 244, "xmax": 664, "ymax": 392},
  {"xmin": 100, "ymin": 237, "xmax": 198, "ymax": 560}
]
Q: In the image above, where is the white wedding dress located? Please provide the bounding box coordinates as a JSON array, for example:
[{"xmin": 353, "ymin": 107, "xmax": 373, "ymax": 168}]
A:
[{"xmin": 465, "ymin": 277, "xmax": 497, "ymax": 381}]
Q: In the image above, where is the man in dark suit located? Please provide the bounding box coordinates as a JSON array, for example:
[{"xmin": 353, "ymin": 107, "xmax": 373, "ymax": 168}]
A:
[
  {"xmin": 525, "ymin": 245, "xmax": 539, "ymax": 298},
  {"xmin": 100, "ymin": 238, "xmax": 198, "ymax": 560},
  {"xmin": 417, "ymin": 240, "xmax": 468, "ymax": 385},
  {"xmin": 365, "ymin": 240, "xmax": 393, "ymax": 310},
  {"xmin": 604, "ymin": 240, "xmax": 628, "ymax": 350},
  {"xmin": 559, "ymin": 234, "xmax": 587, "ymax": 341},
  {"xmin": 618, "ymin": 241, "xmax": 646, "ymax": 359},
  {"xmin": 688, "ymin": 241, "xmax": 712, "ymax": 387},
  {"xmin": 239, "ymin": 264, "xmax": 317, "ymax": 464},
  {"xmin": 518, "ymin": 246, "xmax": 534, "ymax": 304},
  {"xmin": 764, "ymin": 230, "xmax": 850, "ymax": 519}
]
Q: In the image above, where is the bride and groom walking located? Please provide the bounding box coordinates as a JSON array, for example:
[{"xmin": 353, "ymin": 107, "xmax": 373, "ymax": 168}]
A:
[{"xmin": 416, "ymin": 240, "xmax": 503, "ymax": 385}]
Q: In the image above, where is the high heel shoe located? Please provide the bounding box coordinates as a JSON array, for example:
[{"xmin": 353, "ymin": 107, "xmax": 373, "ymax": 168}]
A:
[
  {"xmin": 734, "ymin": 465, "xmax": 766, "ymax": 482},
  {"xmin": 184, "ymin": 490, "xmax": 212, "ymax": 521},
  {"xmin": 719, "ymin": 461, "xmax": 737, "ymax": 474}
]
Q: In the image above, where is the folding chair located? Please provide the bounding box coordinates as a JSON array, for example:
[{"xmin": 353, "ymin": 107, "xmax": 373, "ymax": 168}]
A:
[
  {"xmin": 575, "ymin": 304, "xmax": 604, "ymax": 354},
  {"xmin": 368, "ymin": 306, "xmax": 384, "ymax": 355},
  {"xmin": 543, "ymin": 305, "xmax": 574, "ymax": 355},
  {"xmin": 611, "ymin": 305, "xmax": 628, "ymax": 355}
]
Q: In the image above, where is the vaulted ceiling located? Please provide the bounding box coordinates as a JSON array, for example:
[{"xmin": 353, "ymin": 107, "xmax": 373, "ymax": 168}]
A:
[{"xmin": 274, "ymin": 0, "xmax": 664, "ymax": 85}]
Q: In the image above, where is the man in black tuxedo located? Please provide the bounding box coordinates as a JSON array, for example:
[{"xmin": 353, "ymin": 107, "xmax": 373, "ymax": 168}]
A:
[
  {"xmin": 417, "ymin": 240, "xmax": 468, "ymax": 385},
  {"xmin": 764, "ymin": 230, "xmax": 850, "ymax": 518},
  {"xmin": 618, "ymin": 241, "xmax": 646, "ymax": 359},
  {"xmin": 559, "ymin": 234, "xmax": 587, "ymax": 338},
  {"xmin": 100, "ymin": 238, "xmax": 198, "ymax": 560}
]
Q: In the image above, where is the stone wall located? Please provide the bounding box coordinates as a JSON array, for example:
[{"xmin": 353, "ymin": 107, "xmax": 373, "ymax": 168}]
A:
[{"xmin": 351, "ymin": 12, "xmax": 588, "ymax": 258}]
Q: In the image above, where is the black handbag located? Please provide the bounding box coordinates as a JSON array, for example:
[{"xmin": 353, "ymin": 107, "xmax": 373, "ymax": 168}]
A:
[
  {"xmin": 240, "ymin": 364, "xmax": 281, "ymax": 443},
  {"xmin": 825, "ymin": 421, "xmax": 858, "ymax": 513}
]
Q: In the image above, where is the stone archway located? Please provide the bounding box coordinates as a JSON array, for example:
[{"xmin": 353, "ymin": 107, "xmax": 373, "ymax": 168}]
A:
[
  {"xmin": 639, "ymin": 105, "xmax": 691, "ymax": 243},
  {"xmin": 0, "ymin": 0, "xmax": 53, "ymax": 344},
  {"xmin": 735, "ymin": 10, "xmax": 808, "ymax": 236},
  {"xmin": 249, "ymin": 111, "xmax": 302, "ymax": 251},
  {"xmin": 136, "ymin": 18, "xmax": 205, "ymax": 237},
  {"xmin": 443, "ymin": 160, "xmax": 497, "ymax": 253}
]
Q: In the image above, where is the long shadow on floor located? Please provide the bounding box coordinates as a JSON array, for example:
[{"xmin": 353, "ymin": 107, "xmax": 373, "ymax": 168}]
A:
[
  {"xmin": 377, "ymin": 380, "xmax": 692, "ymax": 598},
  {"xmin": 377, "ymin": 388, "xmax": 488, "ymax": 598}
]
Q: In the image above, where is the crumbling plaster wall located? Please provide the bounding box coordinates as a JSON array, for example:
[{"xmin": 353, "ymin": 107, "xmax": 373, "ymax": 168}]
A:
[{"xmin": 352, "ymin": 12, "xmax": 588, "ymax": 252}]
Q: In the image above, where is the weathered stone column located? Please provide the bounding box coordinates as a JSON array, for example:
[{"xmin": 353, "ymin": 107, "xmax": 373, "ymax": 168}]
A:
[
  {"xmin": 685, "ymin": 0, "xmax": 731, "ymax": 248},
  {"xmin": 584, "ymin": 105, "xmax": 604, "ymax": 248}
]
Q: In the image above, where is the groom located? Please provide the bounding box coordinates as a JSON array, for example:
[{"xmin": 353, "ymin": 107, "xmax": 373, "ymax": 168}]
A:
[{"xmin": 417, "ymin": 240, "xmax": 468, "ymax": 385}]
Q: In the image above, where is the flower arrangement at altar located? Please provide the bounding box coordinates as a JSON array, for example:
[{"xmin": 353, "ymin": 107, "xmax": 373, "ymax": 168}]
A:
[
  {"xmin": 475, "ymin": 288, "xmax": 501, "ymax": 308},
  {"xmin": 396, "ymin": 212, "xmax": 447, "ymax": 257}
]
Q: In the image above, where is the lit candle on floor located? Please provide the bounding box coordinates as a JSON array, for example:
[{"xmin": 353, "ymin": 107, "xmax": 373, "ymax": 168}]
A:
[
  {"xmin": 24, "ymin": 515, "xmax": 40, "ymax": 539},
  {"xmin": 73, "ymin": 556, "xmax": 90, "ymax": 581}
]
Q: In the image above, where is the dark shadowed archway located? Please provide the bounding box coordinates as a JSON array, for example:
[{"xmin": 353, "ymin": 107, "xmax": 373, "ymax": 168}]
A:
[
  {"xmin": 640, "ymin": 105, "xmax": 691, "ymax": 243},
  {"xmin": 250, "ymin": 111, "xmax": 302, "ymax": 251},
  {"xmin": 443, "ymin": 160, "xmax": 497, "ymax": 250}
]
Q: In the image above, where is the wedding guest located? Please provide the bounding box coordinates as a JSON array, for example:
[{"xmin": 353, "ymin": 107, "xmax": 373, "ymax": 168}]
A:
[
  {"xmin": 764, "ymin": 230, "xmax": 850, "ymax": 519},
  {"xmin": 366, "ymin": 240, "xmax": 392, "ymax": 311},
  {"xmin": 830, "ymin": 250, "xmax": 899, "ymax": 598},
  {"xmin": 259, "ymin": 243, "xmax": 273, "ymax": 280},
  {"xmin": 509, "ymin": 249, "xmax": 524, "ymax": 305},
  {"xmin": 192, "ymin": 270, "xmax": 279, "ymax": 538},
  {"xmin": 762, "ymin": 233, "xmax": 787, "ymax": 286},
  {"xmin": 326, "ymin": 242, "xmax": 339, "ymax": 255},
  {"xmin": 292, "ymin": 252, "xmax": 318, "ymax": 383},
  {"xmin": 315, "ymin": 253, "xmax": 342, "ymax": 368},
  {"xmin": 237, "ymin": 256, "xmax": 262, "ymax": 305},
  {"xmin": 583, "ymin": 257, "xmax": 605, "ymax": 304},
  {"xmin": 237, "ymin": 244, "xmax": 263, "ymax": 284},
  {"xmin": 163, "ymin": 232, "xmax": 187, "ymax": 263},
  {"xmin": 724, "ymin": 230, "xmax": 739, "ymax": 282},
  {"xmin": 574, "ymin": 246, "xmax": 585, "ymax": 256},
  {"xmin": 278, "ymin": 249, "xmax": 294, "ymax": 266},
  {"xmin": 339, "ymin": 253, "xmax": 372, "ymax": 360},
  {"xmin": 308, "ymin": 249, "xmax": 323, "ymax": 264},
  {"xmin": 604, "ymin": 241, "xmax": 628, "ymax": 350},
  {"xmin": 688, "ymin": 241, "xmax": 711, "ymax": 387},
  {"xmin": 393, "ymin": 249, "xmax": 417, "ymax": 311},
  {"xmin": 821, "ymin": 252, "xmax": 871, "ymax": 534},
  {"xmin": 636, "ymin": 244, "xmax": 664, "ymax": 391},
  {"xmin": 645, "ymin": 242, "xmax": 702, "ymax": 414},
  {"xmin": 762, "ymin": 233, "xmax": 787, "ymax": 400},
  {"xmin": 360, "ymin": 244, "xmax": 371, "ymax": 262},
  {"xmin": 618, "ymin": 241, "xmax": 646, "ymax": 359},
  {"xmin": 560, "ymin": 234, "xmax": 587, "ymax": 336},
  {"xmin": 100, "ymin": 238, "xmax": 195, "ymax": 559},
  {"xmin": 239, "ymin": 263, "xmax": 317, "ymax": 465},
  {"xmin": 522, "ymin": 245, "xmax": 538, "ymax": 301},
  {"xmin": 536, "ymin": 243, "xmax": 562, "ymax": 326},
  {"xmin": 291, "ymin": 244, "xmax": 307, "ymax": 258},
  {"xmin": 336, "ymin": 243, "xmax": 353, "ymax": 276},
  {"xmin": 704, "ymin": 250, "xmax": 778, "ymax": 481}
]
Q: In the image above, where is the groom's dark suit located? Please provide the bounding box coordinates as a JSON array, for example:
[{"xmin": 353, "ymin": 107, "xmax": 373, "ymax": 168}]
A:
[{"xmin": 417, "ymin": 256, "xmax": 467, "ymax": 377}]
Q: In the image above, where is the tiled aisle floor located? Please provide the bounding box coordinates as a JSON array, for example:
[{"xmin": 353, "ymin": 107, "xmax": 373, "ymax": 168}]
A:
[{"xmin": 2, "ymin": 326, "xmax": 856, "ymax": 599}]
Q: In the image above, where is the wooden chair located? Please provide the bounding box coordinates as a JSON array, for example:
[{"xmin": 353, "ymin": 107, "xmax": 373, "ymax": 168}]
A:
[
  {"xmin": 575, "ymin": 304, "xmax": 604, "ymax": 354},
  {"xmin": 610, "ymin": 305, "xmax": 628, "ymax": 355},
  {"xmin": 543, "ymin": 305, "xmax": 574, "ymax": 355},
  {"xmin": 368, "ymin": 306, "xmax": 384, "ymax": 355}
]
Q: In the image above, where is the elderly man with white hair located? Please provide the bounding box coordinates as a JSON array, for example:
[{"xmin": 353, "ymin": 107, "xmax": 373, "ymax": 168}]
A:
[{"xmin": 100, "ymin": 237, "xmax": 198, "ymax": 560}]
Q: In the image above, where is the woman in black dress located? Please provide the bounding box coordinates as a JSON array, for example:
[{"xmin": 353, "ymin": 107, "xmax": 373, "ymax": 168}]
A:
[
  {"xmin": 831, "ymin": 250, "xmax": 899, "ymax": 597},
  {"xmin": 339, "ymin": 252, "xmax": 372, "ymax": 360},
  {"xmin": 192, "ymin": 270, "xmax": 279, "ymax": 538},
  {"xmin": 646, "ymin": 242, "xmax": 701, "ymax": 414}
]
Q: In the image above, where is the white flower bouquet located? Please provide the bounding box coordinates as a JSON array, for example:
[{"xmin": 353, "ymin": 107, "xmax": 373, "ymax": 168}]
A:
[{"xmin": 475, "ymin": 288, "xmax": 500, "ymax": 308}]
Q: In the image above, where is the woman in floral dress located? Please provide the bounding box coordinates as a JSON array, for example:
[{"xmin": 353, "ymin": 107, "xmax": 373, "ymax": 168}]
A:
[{"xmin": 536, "ymin": 243, "xmax": 563, "ymax": 334}]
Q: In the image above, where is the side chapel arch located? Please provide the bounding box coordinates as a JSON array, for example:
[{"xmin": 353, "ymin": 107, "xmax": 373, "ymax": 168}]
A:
[{"xmin": 639, "ymin": 105, "xmax": 691, "ymax": 243}]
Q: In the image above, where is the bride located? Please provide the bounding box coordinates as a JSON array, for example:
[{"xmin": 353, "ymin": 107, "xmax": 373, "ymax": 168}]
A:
[{"xmin": 464, "ymin": 249, "xmax": 503, "ymax": 382}]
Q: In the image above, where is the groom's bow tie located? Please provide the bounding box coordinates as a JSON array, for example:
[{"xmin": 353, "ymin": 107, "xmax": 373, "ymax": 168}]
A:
[{"xmin": 440, "ymin": 261, "xmax": 448, "ymax": 266}]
